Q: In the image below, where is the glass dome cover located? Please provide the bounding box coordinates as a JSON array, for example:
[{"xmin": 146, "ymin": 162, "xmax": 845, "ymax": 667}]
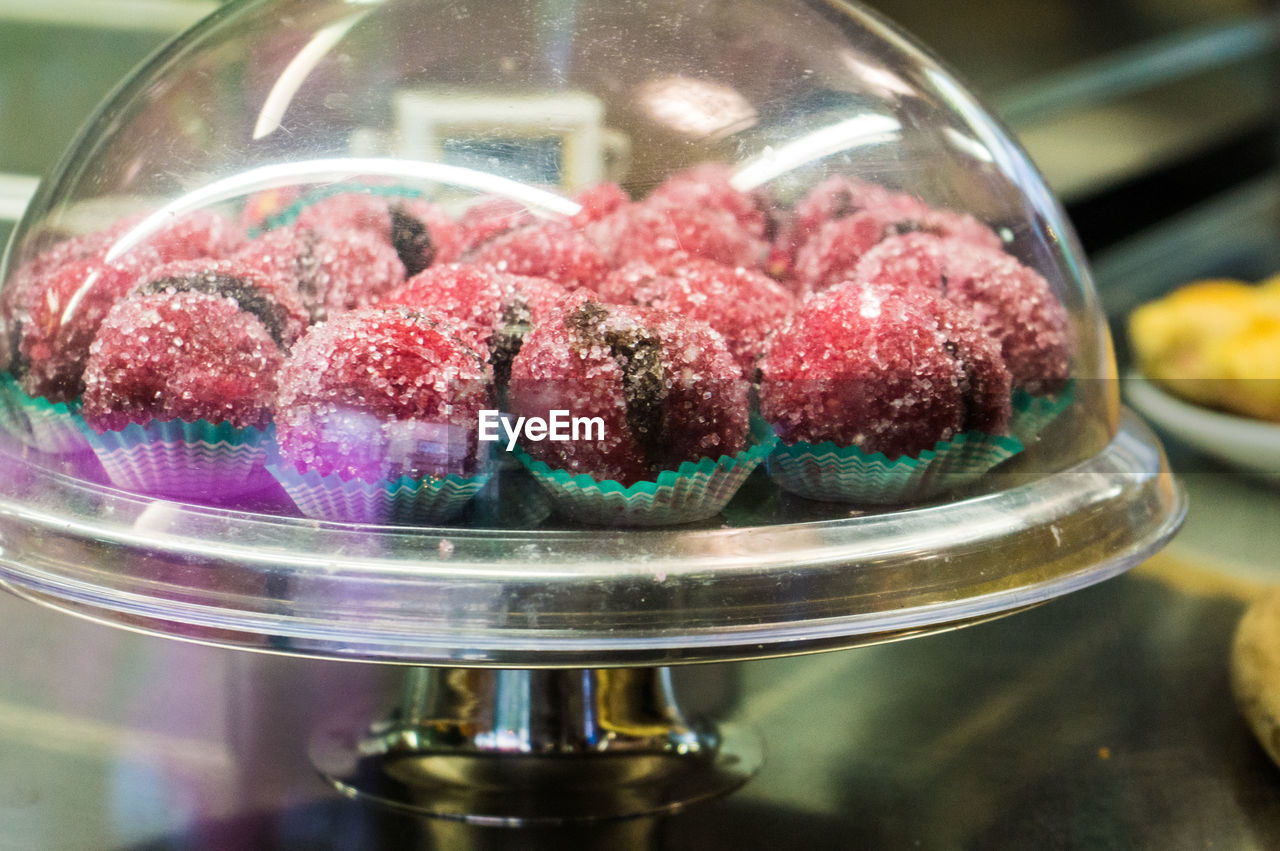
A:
[{"xmin": 0, "ymin": 0, "xmax": 1177, "ymax": 663}]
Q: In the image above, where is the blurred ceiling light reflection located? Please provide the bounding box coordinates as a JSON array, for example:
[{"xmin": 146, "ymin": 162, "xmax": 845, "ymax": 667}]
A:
[
  {"xmin": 253, "ymin": 6, "xmax": 379, "ymax": 140},
  {"xmin": 731, "ymin": 114, "xmax": 900, "ymax": 191},
  {"xmin": 840, "ymin": 52, "xmax": 916, "ymax": 100},
  {"xmin": 638, "ymin": 76, "xmax": 757, "ymax": 138}
]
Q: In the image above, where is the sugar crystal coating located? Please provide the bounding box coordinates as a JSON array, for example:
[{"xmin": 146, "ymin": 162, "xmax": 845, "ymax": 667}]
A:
[
  {"xmin": 508, "ymin": 300, "xmax": 748, "ymax": 486},
  {"xmin": 236, "ymin": 225, "xmax": 405, "ymax": 322},
  {"xmin": 468, "ymin": 223, "xmax": 610, "ymax": 290},
  {"xmin": 14, "ymin": 251, "xmax": 162, "ymax": 402},
  {"xmin": 274, "ymin": 306, "xmax": 492, "ymax": 482},
  {"xmin": 379, "ymin": 264, "xmax": 570, "ymax": 386},
  {"xmin": 136, "ymin": 210, "xmax": 246, "ymax": 263},
  {"xmin": 646, "ymin": 163, "xmax": 773, "ymax": 241},
  {"xmin": 855, "ymin": 233, "xmax": 1072, "ymax": 394},
  {"xmin": 133, "ymin": 258, "xmax": 309, "ymax": 349},
  {"xmin": 457, "ymin": 198, "xmax": 540, "ymax": 254},
  {"xmin": 782, "ymin": 177, "xmax": 1002, "ymax": 291},
  {"xmin": 760, "ymin": 282, "xmax": 1011, "ymax": 458},
  {"xmin": 571, "ymin": 182, "xmax": 631, "ymax": 228},
  {"xmin": 599, "ymin": 254, "xmax": 796, "ymax": 378},
  {"xmin": 294, "ymin": 193, "xmax": 460, "ymax": 277},
  {"xmin": 81, "ymin": 291, "xmax": 283, "ymax": 432},
  {"xmin": 586, "ymin": 202, "xmax": 767, "ymax": 271}
]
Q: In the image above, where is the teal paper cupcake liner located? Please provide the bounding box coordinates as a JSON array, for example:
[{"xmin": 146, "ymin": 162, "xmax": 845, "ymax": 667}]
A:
[
  {"xmin": 267, "ymin": 458, "xmax": 490, "ymax": 525},
  {"xmin": 513, "ymin": 419, "xmax": 776, "ymax": 527},
  {"xmin": 1010, "ymin": 379, "xmax": 1076, "ymax": 445},
  {"xmin": 766, "ymin": 430, "xmax": 1024, "ymax": 505},
  {"xmin": 0, "ymin": 373, "xmax": 90, "ymax": 455},
  {"xmin": 77, "ymin": 418, "xmax": 272, "ymax": 498}
]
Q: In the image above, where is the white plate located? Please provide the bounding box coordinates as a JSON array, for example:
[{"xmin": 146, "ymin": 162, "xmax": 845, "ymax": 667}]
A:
[{"xmin": 1126, "ymin": 373, "xmax": 1280, "ymax": 482}]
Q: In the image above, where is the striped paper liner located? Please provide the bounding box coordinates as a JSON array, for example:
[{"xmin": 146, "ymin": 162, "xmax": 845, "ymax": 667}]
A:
[
  {"xmin": 513, "ymin": 418, "xmax": 776, "ymax": 527},
  {"xmin": 77, "ymin": 418, "xmax": 271, "ymax": 499},
  {"xmin": 1010, "ymin": 379, "xmax": 1077, "ymax": 446},
  {"xmin": 765, "ymin": 430, "xmax": 1024, "ymax": 505},
  {"xmin": 1, "ymin": 373, "xmax": 90, "ymax": 455},
  {"xmin": 267, "ymin": 460, "xmax": 490, "ymax": 525}
]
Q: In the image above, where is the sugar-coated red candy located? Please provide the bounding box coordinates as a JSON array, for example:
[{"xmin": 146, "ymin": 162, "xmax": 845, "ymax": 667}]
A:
[
  {"xmin": 133, "ymin": 259, "xmax": 310, "ymax": 350},
  {"xmin": 790, "ymin": 211, "xmax": 892, "ymax": 295},
  {"xmin": 273, "ymin": 306, "xmax": 492, "ymax": 482},
  {"xmin": 508, "ymin": 300, "xmax": 748, "ymax": 486},
  {"xmin": 294, "ymin": 193, "xmax": 461, "ymax": 277},
  {"xmin": 135, "ymin": 210, "xmax": 246, "ymax": 263},
  {"xmin": 778, "ymin": 175, "xmax": 899, "ymax": 263},
  {"xmin": 81, "ymin": 290, "xmax": 284, "ymax": 432},
  {"xmin": 598, "ymin": 255, "xmax": 795, "ymax": 378},
  {"xmin": 587, "ymin": 202, "xmax": 767, "ymax": 270},
  {"xmin": 457, "ymin": 198, "xmax": 540, "ymax": 255},
  {"xmin": 13, "ymin": 251, "xmax": 162, "ymax": 403},
  {"xmin": 790, "ymin": 199, "xmax": 1004, "ymax": 295},
  {"xmin": 380, "ymin": 264, "xmax": 569, "ymax": 385},
  {"xmin": 855, "ymin": 234, "xmax": 1071, "ymax": 394},
  {"xmin": 236, "ymin": 225, "xmax": 405, "ymax": 322},
  {"xmin": 645, "ymin": 163, "xmax": 773, "ymax": 241},
  {"xmin": 570, "ymin": 182, "xmax": 631, "ymax": 228},
  {"xmin": 760, "ymin": 282, "xmax": 1011, "ymax": 458},
  {"xmin": 468, "ymin": 223, "xmax": 610, "ymax": 290}
]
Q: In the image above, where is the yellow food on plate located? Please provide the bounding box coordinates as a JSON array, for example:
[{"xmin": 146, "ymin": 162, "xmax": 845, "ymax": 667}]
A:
[{"xmin": 1129, "ymin": 277, "xmax": 1280, "ymax": 422}]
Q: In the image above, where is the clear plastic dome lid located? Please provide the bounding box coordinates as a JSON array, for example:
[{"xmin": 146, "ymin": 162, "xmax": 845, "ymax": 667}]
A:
[{"xmin": 0, "ymin": 0, "xmax": 1113, "ymax": 531}]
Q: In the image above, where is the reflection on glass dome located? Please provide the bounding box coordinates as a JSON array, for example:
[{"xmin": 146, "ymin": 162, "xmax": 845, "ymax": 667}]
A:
[{"xmin": 0, "ymin": 0, "xmax": 1113, "ymax": 530}]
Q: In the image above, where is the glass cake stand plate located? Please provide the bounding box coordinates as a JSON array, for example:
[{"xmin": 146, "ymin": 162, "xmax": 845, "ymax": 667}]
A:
[{"xmin": 0, "ymin": 410, "xmax": 1182, "ymax": 823}]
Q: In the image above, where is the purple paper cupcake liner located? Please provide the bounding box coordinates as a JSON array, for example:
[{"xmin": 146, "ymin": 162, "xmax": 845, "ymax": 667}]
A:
[
  {"xmin": 77, "ymin": 418, "xmax": 272, "ymax": 499},
  {"xmin": 266, "ymin": 459, "xmax": 490, "ymax": 525}
]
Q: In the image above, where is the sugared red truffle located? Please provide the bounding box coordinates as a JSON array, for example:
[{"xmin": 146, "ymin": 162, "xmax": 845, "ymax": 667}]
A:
[
  {"xmin": 586, "ymin": 202, "xmax": 766, "ymax": 271},
  {"xmin": 467, "ymin": 223, "xmax": 609, "ymax": 290},
  {"xmin": 273, "ymin": 306, "xmax": 492, "ymax": 482},
  {"xmin": 379, "ymin": 264, "xmax": 569, "ymax": 386},
  {"xmin": 646, "ymin": 163, "xmax": 773, "ymax": 241},
  {"xmin": 294, "ymin": 193, "xmax": 461, "ymax": 277},
  {"xmin": 508, "ymin": 300, "xmax": 748, "ymax": 485},
  {"xmin": 457, "ymin": 197, "xmax": 540, "ymax": 254},
  {"xmin": 236, "ymin": 225, "xmax": 405, "ymax": 322},
  {"xmin": 135, "ymin": 210, "xmax": 246, "ymax": 263},
  {"xmin": 81, "ymin": 290, "xmax": 284, "ymax": 432},
  {"xmin": 571, "ymin": 182, "xmax": 631, "ymax": 228},
  {"xmin": 598, "ymin": 255, "xmax": 795, "ymax": 377},
  {"xmin": 760, "ymin": 282, "xmax": 1011, "ymax": 458},
  {"xmin": 13, "ymin": 251, "xmax": 161, "ymax": 402},
  {"xmin": 133, "ymin": 259, "xmax": 310, "ymax": 349},
  {"xmin": 854, "ymin": 234, "xmax": 1071, "ymax": 394}
]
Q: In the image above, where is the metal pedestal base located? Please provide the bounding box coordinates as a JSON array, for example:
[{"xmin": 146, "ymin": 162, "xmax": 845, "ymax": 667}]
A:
[{"xmin": 309, "ymin": 666, "xmax": 762, "ymax": 826}]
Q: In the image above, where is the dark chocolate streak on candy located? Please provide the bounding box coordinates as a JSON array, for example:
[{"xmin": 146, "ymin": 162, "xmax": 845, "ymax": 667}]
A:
[
  {"xmin": 293, "ymin": 229, "xmax": 323, "ymax": 310},
  {"xmin": 566, "ymin": 302, "xmax": 667, "ymax": 469},
  {"xmin": 7, "ymin": 318, "xmax": 27, "ymax": 379},
  {"xmin": 138, "ymin": 273, "xmax": 287, "ymax": 348},
  {"xmin": 389, "ymin": 204, "xmax": 435, "ymax": 277},
  {"xmin": 887, "ymin": 220, "xmax": 942, "ymax": 239},
  {"xmin": 941, "ymin": 338, "xmax": 977, "ymax": 433},
  {"xmin": 830, "ymin": 189, "xmax": 857, "ymax": 220},
  {"xmin": 488, "ymin": 294, "xmax": 533, "ymax": 388}
]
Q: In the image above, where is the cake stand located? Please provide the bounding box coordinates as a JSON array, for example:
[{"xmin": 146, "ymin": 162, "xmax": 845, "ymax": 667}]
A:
[{"xmin": 0, "ymin": 411, "xmax": 1184, "ymax": 824}]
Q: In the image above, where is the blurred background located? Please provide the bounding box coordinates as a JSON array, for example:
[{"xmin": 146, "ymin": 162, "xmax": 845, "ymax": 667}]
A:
[{"xmin": 2, "ymin": 1, "xmax": 1280, "ymax": 848}]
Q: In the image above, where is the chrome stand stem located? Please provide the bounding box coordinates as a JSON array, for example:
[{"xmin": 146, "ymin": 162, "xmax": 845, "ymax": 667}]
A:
[{"xmin": 311, "ymin": 666, "xmax": 761, "ymax": 825}]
